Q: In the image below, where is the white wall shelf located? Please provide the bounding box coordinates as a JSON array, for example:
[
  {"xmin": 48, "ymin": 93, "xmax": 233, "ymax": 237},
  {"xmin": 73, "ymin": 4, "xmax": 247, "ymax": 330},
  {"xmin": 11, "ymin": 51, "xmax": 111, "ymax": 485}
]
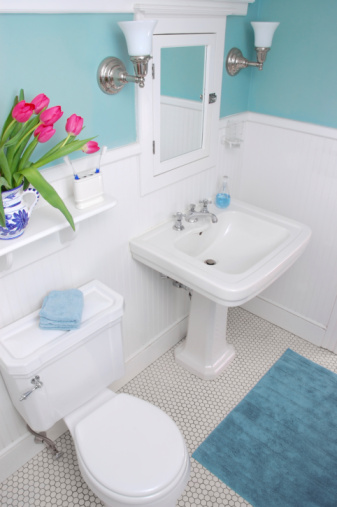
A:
[{"xmin": 0, "ymin": 195, "xmax": 116, "ymax": 271}]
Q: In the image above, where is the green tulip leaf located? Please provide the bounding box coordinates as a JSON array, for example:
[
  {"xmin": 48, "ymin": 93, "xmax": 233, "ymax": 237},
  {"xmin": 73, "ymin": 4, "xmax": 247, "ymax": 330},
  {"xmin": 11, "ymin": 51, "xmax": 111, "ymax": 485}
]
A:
[
  {"xmin": 31, "ymin": 137, "xmax": 94, "ymax": 169},
  {"xmin": 0, "ymin": 176, "xmax": 11, "ymax": 190},
  {"xmin": 0, "ymin": 197, "xmax": 5, "ymax": 227},
  {"xmin": 0, "ymin": 148, "xmax": 13, "ymax": 186},
  {"xmin": 0, "ymin": 95, "xmax": 18, "ymax": 141},
  {"xmin": 19, "ymin": 166, "xmax": 75, "ymax": 231}
]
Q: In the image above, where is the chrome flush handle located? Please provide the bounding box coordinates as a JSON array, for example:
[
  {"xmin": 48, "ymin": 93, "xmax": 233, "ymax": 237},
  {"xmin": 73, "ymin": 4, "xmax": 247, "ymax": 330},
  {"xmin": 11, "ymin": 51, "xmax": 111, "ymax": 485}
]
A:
[{"xmin": 20, "ymin": 375, "xmax": 43, "ymax": 401}]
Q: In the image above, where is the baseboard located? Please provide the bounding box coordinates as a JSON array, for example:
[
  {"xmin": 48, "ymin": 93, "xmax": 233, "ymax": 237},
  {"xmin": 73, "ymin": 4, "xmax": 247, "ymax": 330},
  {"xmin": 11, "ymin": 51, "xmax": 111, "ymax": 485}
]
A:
[
  {"xmin": 0, "ymin": 315, "xmax": 188, "ymax": 483},
  {"xmin": 242, "ymin": 297, "xmax": 325, "ymax": 347}
]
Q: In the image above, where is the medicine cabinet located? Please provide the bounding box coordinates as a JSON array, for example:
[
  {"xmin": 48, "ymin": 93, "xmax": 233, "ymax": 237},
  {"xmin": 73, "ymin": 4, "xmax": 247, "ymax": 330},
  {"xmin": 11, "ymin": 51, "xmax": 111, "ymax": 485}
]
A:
[{"xmin": 138, "ymin": 17, "xmax": 226, "ymax": 195}]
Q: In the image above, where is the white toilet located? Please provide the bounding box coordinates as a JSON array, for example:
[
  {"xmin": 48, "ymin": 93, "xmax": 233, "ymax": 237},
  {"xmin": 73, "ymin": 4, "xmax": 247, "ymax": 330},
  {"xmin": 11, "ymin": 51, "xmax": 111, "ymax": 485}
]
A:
[{"xmin": 0, "ymin": 280, "xmax": 190, "ymax": 507}]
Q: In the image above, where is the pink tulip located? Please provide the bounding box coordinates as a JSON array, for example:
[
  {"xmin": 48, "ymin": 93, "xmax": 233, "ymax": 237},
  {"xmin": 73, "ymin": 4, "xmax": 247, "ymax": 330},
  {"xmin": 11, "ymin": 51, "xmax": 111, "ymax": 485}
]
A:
[
  {"xmin": 82, "ymin": 141, "xmax": 100, "ymax": 154},
  {"xmin": 31, "ymin": 93, "xmax": 50, "ymax": 114},
  {"xmin": 34, "ymin": 124, "xmax": 56, "ymax": 143},
  {"xmin": 40, "ymin": 105, "xmax": 63, "ymax": 126},
  {"xmin": 65, "ymin": 114, "xmax": 83, "ymax": 136},
  {"xmin": 12, "ymin": 100, "xmax": 35, "ymax": 123}
]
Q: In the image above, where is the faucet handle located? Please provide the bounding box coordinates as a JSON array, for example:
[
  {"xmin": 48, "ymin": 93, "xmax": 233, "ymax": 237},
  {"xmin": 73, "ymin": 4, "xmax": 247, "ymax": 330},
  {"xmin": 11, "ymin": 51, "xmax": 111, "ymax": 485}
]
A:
[
  {"xmin": 199, "ymin": 199, "xmax": 212, "ymax": 212},
  {"xmin": 173, "ymin": 212, "xmax": 185, "ymax": 231}
]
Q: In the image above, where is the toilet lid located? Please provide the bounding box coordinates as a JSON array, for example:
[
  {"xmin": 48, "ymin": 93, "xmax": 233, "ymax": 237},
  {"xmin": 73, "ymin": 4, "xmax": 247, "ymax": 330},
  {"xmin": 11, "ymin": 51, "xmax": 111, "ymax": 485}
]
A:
[{"xmin": 75, "ymin": 394, "xmax": 188, "ymax": 498}]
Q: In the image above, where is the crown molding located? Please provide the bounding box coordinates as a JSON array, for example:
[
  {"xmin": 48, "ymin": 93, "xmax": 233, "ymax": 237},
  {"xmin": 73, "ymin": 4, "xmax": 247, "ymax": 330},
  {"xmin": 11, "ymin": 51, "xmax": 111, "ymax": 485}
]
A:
[
  {"xmin": 0, "ymin": 0, "xmax": 253, "ymax": 14},
  {"xmin": 134, "ymin": 2, "xmax": 249, "ymax": 17}
]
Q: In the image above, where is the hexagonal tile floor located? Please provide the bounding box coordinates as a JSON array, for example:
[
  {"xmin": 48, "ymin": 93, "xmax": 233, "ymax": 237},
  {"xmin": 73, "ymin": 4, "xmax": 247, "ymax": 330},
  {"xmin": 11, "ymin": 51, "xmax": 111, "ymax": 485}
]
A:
[{"xmin": 1, "ymin": 307, "xmax": 337, "ymax": 506}]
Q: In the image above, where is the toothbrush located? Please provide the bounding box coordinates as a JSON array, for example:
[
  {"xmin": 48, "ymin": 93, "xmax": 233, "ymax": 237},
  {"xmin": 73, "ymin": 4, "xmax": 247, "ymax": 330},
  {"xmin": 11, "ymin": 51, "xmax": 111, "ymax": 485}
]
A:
[
  {"xmin": 63, "ymin": 156, "xmax": 79, "ymax": 180},
  {"xmin": 97, "ymin": 145, "xmax": 107, "ymax": 173}
]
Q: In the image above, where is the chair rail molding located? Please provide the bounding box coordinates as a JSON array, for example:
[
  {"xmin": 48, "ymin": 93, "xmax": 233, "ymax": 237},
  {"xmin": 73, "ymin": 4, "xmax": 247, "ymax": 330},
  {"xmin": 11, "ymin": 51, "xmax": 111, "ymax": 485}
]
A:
[{"xmin": 0, "ymin": 0, "xmax": 254, "ymax": 14}]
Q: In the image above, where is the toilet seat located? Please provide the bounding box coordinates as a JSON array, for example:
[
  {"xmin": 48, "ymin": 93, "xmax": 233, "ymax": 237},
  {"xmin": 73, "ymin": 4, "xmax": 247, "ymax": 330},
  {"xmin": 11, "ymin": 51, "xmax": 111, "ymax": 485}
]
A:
[{"xmin": 74, "ymin": 393, "xmax": 189, "ymax": 500}]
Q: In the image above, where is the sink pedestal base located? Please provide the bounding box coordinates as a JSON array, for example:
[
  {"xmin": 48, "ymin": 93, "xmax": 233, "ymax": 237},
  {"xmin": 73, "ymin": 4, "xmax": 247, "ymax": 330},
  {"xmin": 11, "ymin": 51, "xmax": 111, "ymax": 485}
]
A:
[{"xmin": 175, "ymin": 292, "xmax": 236, "ymax": 380}]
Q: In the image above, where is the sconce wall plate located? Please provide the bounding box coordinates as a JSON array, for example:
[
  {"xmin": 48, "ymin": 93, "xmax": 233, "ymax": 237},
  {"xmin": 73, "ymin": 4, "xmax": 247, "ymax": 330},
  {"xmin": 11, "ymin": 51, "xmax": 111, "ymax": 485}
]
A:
[
  {"xmin": 97, "ymin": 55, "xmax": 151, "ymax": 94},
  {"xmin": 98, "ymin": 57, "xmax": 128, "ymax": 95}
]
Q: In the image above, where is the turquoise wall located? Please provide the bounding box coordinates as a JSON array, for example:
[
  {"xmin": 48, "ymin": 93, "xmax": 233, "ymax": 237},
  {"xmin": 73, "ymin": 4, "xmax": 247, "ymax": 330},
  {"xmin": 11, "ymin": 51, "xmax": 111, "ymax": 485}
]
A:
[
  {"xmin": 248, "ymin": 0, "xmax": 337, "ymax": 127},
  {"xmin": 0, "ymin": 14, "xmax": 135, "ymax": 162},
  {"xmin": 221, "ymin": 1, "xmax": 260, "ymax": 117},
  {"xmin": 222, "ymin": 0, "xmax": 337, "ymax": 129},
  {"xmin": 2, "ymin": 2, "xmax": 336, "ymax": 167}
]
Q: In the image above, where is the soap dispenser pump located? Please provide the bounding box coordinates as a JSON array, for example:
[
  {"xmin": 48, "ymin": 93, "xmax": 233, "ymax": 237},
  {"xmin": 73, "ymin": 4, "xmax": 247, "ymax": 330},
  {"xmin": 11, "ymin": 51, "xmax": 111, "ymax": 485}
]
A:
[{"xmin": 215, "ymin": 175, "xmax": 231, "ymax": 208}]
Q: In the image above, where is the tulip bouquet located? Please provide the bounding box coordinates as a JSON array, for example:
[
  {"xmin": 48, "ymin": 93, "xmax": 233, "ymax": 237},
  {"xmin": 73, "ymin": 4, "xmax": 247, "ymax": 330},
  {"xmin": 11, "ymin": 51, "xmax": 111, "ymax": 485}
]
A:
[{"xmin": 0, "ymin": 89, "xmax": 99, "ymax": 230}]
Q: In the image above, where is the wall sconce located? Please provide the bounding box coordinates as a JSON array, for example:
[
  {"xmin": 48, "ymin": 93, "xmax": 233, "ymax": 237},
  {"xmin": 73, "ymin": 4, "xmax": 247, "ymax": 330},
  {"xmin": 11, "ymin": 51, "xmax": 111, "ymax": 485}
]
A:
[
  {"xmin": 98, "ymin": 20, "xmax": 157, "ymax": 95},
  {"xmin": 226, "ymin": 22, "xmax": 279, "ymax": 76}
]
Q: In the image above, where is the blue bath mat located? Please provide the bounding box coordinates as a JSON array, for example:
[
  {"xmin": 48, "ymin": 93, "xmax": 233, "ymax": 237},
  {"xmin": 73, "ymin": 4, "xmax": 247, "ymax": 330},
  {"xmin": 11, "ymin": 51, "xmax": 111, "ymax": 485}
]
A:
[{"xmin": 192, "ymin": 349, "xmax": 337, "ymax": 507}]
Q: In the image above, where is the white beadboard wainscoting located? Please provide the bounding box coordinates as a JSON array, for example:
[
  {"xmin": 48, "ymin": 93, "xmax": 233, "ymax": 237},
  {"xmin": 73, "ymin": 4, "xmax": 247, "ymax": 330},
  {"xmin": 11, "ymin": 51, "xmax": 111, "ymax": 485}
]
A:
[
  {"xmin": 0, "ymin": 144, "xmax": 217, "ymax": 481},
  {"xmin": 220, "ymin": 112, "xmax": 337, "ymax": 350},
  {"xmin": 2, "ymin": 111, "xmax": 337, "ymax": 480}
]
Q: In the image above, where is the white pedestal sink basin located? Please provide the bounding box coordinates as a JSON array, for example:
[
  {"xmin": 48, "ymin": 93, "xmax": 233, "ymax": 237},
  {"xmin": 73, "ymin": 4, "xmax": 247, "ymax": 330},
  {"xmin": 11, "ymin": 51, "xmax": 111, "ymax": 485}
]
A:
[{"xmin": 130, "ymin": 199, "xmax": 311, "ymax": 379}]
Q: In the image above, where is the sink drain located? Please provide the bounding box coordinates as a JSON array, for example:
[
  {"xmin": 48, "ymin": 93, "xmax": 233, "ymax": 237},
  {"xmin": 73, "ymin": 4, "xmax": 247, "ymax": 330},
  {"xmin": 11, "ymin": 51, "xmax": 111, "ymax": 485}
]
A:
[{"xmin": 204, "ymin": 259, "xmax": 216, "ymax": 265}]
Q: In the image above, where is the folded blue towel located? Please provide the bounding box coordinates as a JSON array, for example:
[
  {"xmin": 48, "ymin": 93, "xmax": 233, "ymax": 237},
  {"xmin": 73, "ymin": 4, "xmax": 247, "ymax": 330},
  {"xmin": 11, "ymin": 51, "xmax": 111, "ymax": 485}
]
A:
[{"xmin": 39, "ymin": 289, "xmax": 84, "ymax": 330}]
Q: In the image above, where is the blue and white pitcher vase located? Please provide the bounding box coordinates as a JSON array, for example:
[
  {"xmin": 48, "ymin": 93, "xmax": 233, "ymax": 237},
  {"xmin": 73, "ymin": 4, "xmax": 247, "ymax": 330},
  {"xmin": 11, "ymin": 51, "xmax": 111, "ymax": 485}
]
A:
[{"xmin": 0, "ymin": 183, "xmax": 40, "ymax": 240}]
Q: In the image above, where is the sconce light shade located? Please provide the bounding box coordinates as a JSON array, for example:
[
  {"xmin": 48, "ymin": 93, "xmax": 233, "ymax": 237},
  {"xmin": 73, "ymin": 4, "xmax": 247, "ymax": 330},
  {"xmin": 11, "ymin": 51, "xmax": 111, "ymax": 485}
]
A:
[
  {"xmin": 97, "ymin": 19, "xmax": 157, "ymax": 95},
  {"xmin": 118, "ymin": 20, "xmax": 158, "ymax": 56},
  {"xmin": 251, "ymin": 22, "xmax": 279, "ymax": 48}
]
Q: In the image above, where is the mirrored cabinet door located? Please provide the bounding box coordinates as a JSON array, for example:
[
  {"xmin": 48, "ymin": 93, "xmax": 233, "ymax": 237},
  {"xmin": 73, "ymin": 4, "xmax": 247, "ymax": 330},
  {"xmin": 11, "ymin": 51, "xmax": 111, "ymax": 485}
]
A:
[
  {"xmin": 152, "ymin": 33, "xmax": 216, "ymax": 177},
  {"xmin": 160, "ymin": 44, "xmax": 205, "ymax": 162}
]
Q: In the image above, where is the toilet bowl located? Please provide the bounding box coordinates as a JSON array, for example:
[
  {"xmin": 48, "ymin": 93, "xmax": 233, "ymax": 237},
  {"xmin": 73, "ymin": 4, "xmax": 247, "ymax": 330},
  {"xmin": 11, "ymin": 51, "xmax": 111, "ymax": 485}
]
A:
[
  {"xmin": 66, "ymin": 390, "xmax": 190, "ymax": 507},
  {"xmin": 0, "ymin": 281, "xmax": 190, "ymax": 507}
]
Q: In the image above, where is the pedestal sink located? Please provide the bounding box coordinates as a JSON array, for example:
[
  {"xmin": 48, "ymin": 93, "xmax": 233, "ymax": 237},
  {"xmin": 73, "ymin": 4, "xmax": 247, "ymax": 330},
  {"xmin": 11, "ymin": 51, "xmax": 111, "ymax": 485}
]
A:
[{"xmin": 130, "ymin": 199, "xmax": 311, "ymax": 379}]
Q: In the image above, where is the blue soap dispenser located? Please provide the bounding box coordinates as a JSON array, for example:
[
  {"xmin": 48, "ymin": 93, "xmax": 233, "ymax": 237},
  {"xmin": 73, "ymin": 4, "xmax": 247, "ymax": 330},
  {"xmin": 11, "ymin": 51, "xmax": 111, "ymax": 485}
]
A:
[{"xmin": 215, "ymin": 175, "xmax": 231, "ymax": 208}]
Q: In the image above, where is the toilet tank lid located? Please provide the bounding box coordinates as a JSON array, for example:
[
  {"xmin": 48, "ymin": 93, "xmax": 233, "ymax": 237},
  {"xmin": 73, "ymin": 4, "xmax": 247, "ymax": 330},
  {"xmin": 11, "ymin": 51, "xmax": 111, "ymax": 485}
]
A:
[{"xmin": 0, "ymin": 280, "xmax": 124, "ymax": 376}]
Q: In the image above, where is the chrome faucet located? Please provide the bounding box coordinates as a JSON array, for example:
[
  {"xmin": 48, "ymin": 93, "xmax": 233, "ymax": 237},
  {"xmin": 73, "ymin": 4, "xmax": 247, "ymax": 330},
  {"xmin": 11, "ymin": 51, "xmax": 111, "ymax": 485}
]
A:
[{"xmin": 185, "ymin": 199, "xmax": 218, "ymax": 223}]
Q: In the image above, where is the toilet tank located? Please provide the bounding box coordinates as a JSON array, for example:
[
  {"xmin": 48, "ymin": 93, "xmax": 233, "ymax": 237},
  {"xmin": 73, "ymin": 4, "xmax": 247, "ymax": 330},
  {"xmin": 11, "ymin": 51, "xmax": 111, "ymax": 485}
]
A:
[{"xmin": 0, "ymin": 280, "xmax": 124, "ymax": 433}]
